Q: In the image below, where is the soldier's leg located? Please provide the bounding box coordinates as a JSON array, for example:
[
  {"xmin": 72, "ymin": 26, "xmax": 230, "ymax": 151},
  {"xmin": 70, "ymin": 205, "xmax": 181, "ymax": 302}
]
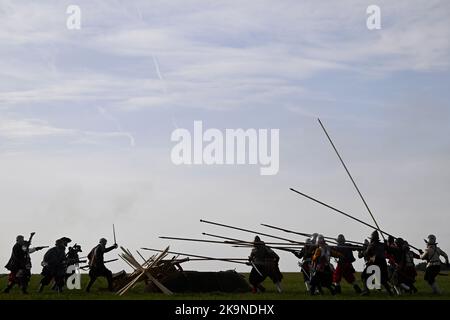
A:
[
  {"xmin": 343, "ymin": 263, "xmax": 361, "ymax": 293},
  {"xmin": 323, "ymin": 269, "xmax": 335, "ymax": 295},
  {"xmin": 427, "ymin": 266, "xmax": 441, "ymax": 294},
  {"xmin": 38, "ymin": 274, "xmax": 53, "ymax": 293},
  {"xmin": 309, "ymin": 272, "xmax": 319, "ymax": 295},
  {"xmin": 249, "ymin": 268, "xmax": 266, "ymax": 293},
  {"xmin": 3, "ymin": 273, "xmax": 17, "ymax": 293},
  {"xmin": 18, "ymin": 270, "xmax": 31, "ymax": 294},
  {"xmin": 360, "ymin": 266, "xmax": 370, "ymax": 296},
  {"xmin": 86, "ymin": 269, "xmax": 98, "ymax": 292},
  {"xmin": 55, "ymin": 273, "xmax": 65, "ymax": 293},
  {"xmin": 332, "ymin": 263, "xmax": 343, "ymax": 294},
  {"xmin": 105, "ymin": 268, "xmax": 114, "ymax": 291},
  {"xmin": 268, "ymin": 266, "xmax": 283, "ymax": 293}
]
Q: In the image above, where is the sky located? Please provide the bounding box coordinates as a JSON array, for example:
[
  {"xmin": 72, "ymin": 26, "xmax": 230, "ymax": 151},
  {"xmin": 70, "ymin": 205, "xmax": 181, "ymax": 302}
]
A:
[{"xmin": 0, "ymin": 0, "xmax": 449, "ymax": 274}]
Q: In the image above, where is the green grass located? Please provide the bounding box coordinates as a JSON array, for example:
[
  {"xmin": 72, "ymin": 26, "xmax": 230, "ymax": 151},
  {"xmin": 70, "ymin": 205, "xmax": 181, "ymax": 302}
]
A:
[{"xmin": 0, "ymin": 272, "xmax": 449, "ymax": 300}]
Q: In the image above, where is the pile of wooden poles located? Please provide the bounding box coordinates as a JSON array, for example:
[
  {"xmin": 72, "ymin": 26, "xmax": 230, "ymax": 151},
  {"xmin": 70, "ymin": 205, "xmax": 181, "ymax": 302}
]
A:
[{"xmin": 116, "ymin": 246, "xmax": 173, "ymax": 295}]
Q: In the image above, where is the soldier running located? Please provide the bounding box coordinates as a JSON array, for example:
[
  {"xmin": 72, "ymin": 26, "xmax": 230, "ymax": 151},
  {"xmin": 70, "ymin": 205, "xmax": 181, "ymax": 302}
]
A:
[
  {"xmin": 86, "ymin": 238, "xmax": 118, "ymax": 292},
  {"xmin": 397, "ymin": 240, "xmax": 420, "ymax": 294},
  {"xmin": 420, "ymin": 234, "xmax": 449, "ymax": 294},
  {"xmin": 292, "ymin": 237, "xmax": 315, "ymax": 292},
  {"xmin": 38, "ymin": 237, "xmax": 71, "ymax": 293},
  {"xmin": 248, "ymin": 236, "xmax": 283, "ymax": 293},
  {"xmin": 309, "ymin": 235, "xmax": 340, "ymax": 295},
  {"xmin": 360, "ymin": 231, "xmax": 393, "ymax": 296},
  {"xmin": 3, "ymin": 233, "xmax": 45, "ymax": 294},
  {"xmin": 332, "ymin": 234, "xmax": 361, "ymax": 294}
]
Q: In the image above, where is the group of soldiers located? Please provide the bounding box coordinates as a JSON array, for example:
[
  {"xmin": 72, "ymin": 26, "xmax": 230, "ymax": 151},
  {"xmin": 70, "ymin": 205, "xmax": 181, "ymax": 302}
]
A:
[
  {"xmin": 2, "ymin": 233, "xmax": 118, "ymax": 294},
  {"xmin": 247, "ymin": 231, "xmax": 449, "ymax": 296},
  {"xmin": 2, "ymin": 230, "xmax": 448, "ymax": 296}
]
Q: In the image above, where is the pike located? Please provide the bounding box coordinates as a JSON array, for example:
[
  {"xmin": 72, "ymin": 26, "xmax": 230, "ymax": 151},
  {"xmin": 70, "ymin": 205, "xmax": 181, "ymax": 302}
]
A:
[
  {"xmin": 200, "ymin": 219, "xmax": 303, "ymax": 244},
  {"xmin": 141, "ymin": 247, "xmax": 249, "ymax": 265},
  {"xmin": 202, "ymin": 232, "xmax": 304, "ymax": 248},
  {"xmin": 232, "ymin": 244, "xmax": 298, "ymax": 253},
  {"xmin": 202, "ymin": 233, "xmax": 304, "ymax": 254},
  {"xmin": 318, "ymin": 118, "xmax": 385, "ymax": 241},
  {"xmin": 160, "ymin": 236, "xmax": 242, "ymax": 246},
  {"xmin": 261, "ymin": 223, "xmax": 364, "ymax": 245},
  {"xmin": 161, "ymin": 235, "xmax": 302, "ymax": 247},
  {"xmin": 289, "ymin": 187, "xmax": 420, "ymax": 252},
  {"xmin": 232, "ymin": 243, "xmax": 361, "ymax": 250}
]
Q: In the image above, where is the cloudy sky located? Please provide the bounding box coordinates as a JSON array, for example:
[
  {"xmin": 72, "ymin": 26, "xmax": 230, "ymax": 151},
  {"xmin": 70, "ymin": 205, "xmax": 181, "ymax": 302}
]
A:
[{"xmin": 0, "ymin": 0, "xmax": 449, "ymax": 273}]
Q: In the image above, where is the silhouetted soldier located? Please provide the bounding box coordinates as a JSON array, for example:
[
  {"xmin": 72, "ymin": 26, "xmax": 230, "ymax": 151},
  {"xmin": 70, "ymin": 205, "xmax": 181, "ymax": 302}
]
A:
[
  {"xmin": 39, "ymin": 237, "xmax": 71, "ymax": 293},
  {"xmin": 86, "ymin": 238, "xmax": 118, "ymax": 292},
  {"xmin": 248, "ymin": 236, "xmax": 283, "ymax": 293},
  {"xmin": 332, "ymin": 234, "xmax": 361, "ymax": 294},
  {"xmin": 3, "ymin": 233, "xmax": 45, "ymax": 294},
  {"xmin": 420, "ymin": 234, "xmax": 449, "ymax": 294},
  {"xmin": 309, "ymin": 235, "xmax": 340, "ymax": 295},
  {"xmin": 292, "ymin": 237, "xmax": 315, "ymax": 291},
  {"xmin": 360, "ymin": 230, "xmax": 393, "ymax": 296}
]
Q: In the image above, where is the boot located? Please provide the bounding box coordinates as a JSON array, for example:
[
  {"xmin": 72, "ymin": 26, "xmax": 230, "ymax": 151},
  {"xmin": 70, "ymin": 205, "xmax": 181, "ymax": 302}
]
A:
[
  {"xmin": 304, "ymin": 281, "xmax": 311, "ymax": 292},
  {"xmin": 3, "ymin": 284, "xmax": 13, "ymax": 293},
  {"xmin": 384, "ymin": 284, "xmax": 394, "ymax": 296},
  {"xmin": 431, "ymin": 282, "xmax": 441, "ymax": 294},
  {"xmin": 275, "ymin": 282, "xmax": 282, "ymax": 293},
  {"xmin": 309, "ymin": 284, "xmax": 316, "ymax": 296},
  {"xmin": 21, "ymin": 284, "xmax": 28, "ymax": 294},
  {"xmin": 360, "ymin": 283, "xmax": 370, "ymax": 296},
  {"xmin": 353, "ymin": 283, "xmax": 362, "ymax": 294},
  {"xmin": 86, "ymin": 279, "xmax": 95, "ymax": 293},
  {"xmin": 328, "ymin": 285, "xmax": 336, "ymax": 295},
  {"xmin": 400, "ymin": 283, "xmax": 410, "ymax": 292},
  {"xmin": 333, "ymin": 284, "xmax": 342, "ymax": 294},
  {"xmin": 257, "ymin": 284, "xmax": 266, "ymax": 293}
]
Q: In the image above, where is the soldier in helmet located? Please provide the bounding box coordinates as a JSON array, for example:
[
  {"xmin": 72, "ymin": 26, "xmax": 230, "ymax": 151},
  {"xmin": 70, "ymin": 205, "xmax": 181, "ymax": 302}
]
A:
[
  {"xmin": 292, "ymin": 237, "xmax": 315, "ymax": 292},
  {"xmin": 86, "ymin": 238, "xmax": 118, "ymax": 292},
  {"xmin": 38, "ymin": 237, "xmax": 71, "ymax": 293},
  {"xmin": 360, "ymin": 230, "xmax": 393, "ymax": 296},
  {"xmin": 420, "ymin": 234, "xmax": 449, "ymax": 294},
  {"xmin": 332, "ymin": 234, "xmax": 361, "ymax": 294},
  {"xmin": 248, "ymin": 236, "xmax": 283, "ymax": 293},
  {"xmin": 309, "ymin": 235, "xmax": 341, "ymax": 295},
  {"xmin": 396, "ymin": 240, "xmax": 420, "ymax": 294}
]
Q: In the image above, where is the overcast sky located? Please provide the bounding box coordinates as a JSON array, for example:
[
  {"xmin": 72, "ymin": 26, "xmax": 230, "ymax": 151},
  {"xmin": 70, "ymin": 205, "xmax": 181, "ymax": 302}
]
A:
[{"xmin": 0, "ymin": 0, "xmax": 449, "ymax": 274}]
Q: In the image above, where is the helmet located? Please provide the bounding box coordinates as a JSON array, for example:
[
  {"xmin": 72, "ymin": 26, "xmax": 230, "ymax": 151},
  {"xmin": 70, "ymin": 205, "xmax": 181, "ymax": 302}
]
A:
[
  {"xmin": 16, "ymin": 235, "xmax": 24, "ymax": 243},
  {"xmin": 370, "ymin": 230, "xmax": 379, "ymax": 242},
  {"xmin": 425, "ymin": 234, "xmax": 437, "ymax": 245},
  {"xmin": 337, "ymin": 234, "xmax": 345, "ymax": 245},
  {"xmin": 317, "ymin": 234, "xmax": 325, "ymax": 245},
  {"xmin": 99, "ymin": 238, "xmax": 107, "ymax": 245},
  {"xmin": 395, "ymin": 237, "xmax": 404, "ymax": 247},
  {"xmin": 311, "ymin": 233, "xmax": 319, "ymax": 244},
  {"xmin": 388, "ymin": 235, "xmax": 395, "ymax": 244}
]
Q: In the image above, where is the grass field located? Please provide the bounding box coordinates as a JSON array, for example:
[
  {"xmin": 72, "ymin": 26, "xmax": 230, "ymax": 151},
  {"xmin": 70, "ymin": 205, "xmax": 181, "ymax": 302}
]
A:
[{"xmin": 0, "ymin": 272, "xmax": 449, "ymax": 300}]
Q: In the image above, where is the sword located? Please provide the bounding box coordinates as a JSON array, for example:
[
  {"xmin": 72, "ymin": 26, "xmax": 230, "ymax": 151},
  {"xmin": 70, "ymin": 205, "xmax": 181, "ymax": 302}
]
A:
[
  {"xmin": 298, "ymin": 263, "xmax": 311, "ymax": 282},
  {"xmin": 250, "ymin": 261, "xmax": 264, "ymax": 277},
  {"xmin": 113, "ymin": 224, "xmax": 117, "ymax": 245}
]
